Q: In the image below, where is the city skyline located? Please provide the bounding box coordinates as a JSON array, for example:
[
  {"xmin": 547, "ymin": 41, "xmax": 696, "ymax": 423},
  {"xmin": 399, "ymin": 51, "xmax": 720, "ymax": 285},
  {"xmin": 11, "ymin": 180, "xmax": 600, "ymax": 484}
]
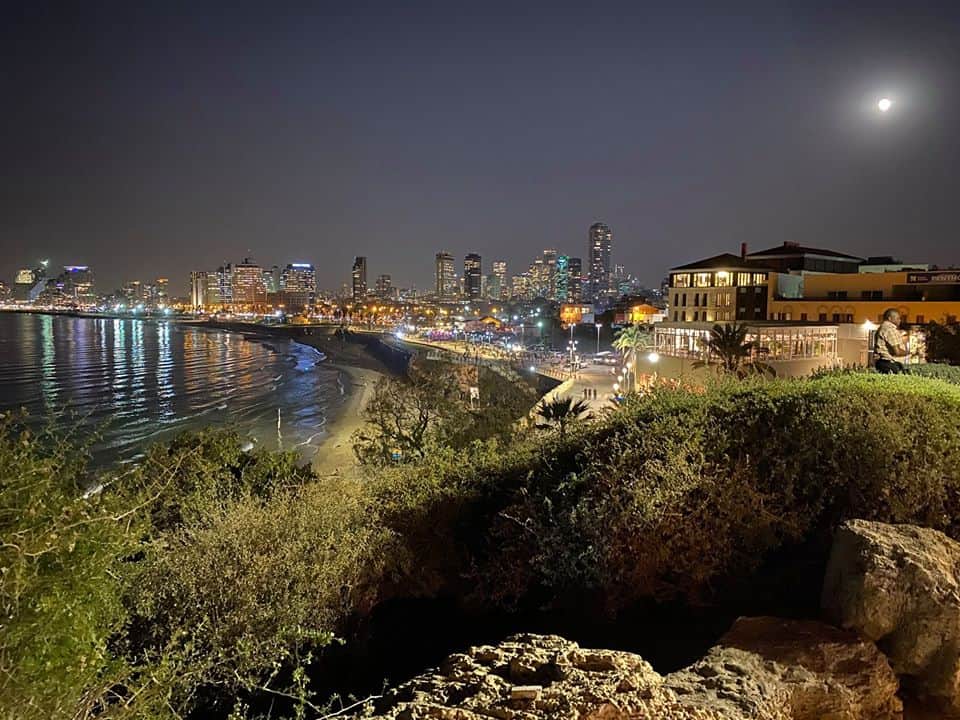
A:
[{"xmin": 3, "ymin": 2, "xmax": 959, "ymax": 291}]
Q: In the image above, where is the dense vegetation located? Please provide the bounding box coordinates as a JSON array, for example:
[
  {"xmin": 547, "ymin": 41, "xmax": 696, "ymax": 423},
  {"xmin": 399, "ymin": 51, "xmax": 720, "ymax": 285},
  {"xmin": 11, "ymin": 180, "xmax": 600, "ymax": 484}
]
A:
[
  {"xmin": 5, "ymin": 373, "xmax": 960, "ymax": 718},
  {"xmin": 926, "ymin": 321, "xmax": 960, "ymax": 365}
]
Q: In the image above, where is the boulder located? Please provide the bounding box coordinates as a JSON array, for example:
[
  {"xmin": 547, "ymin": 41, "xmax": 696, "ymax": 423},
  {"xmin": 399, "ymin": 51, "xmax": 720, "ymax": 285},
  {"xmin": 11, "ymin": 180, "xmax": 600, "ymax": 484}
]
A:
[
  {"xmin": 667, "ymin": 617, "xmax": 901, "ymax": 720},
  {"xmin": 352, "ymin": 623, "xmax": 900, "ymax": 719},
  {"xmin": 822, "ymin": 518, "xmax": 960, "ymax": 713}
]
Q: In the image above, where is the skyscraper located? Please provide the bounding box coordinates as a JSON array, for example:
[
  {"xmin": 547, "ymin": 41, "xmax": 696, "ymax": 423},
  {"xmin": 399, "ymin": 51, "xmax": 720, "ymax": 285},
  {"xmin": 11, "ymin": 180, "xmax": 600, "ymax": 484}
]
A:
[
  {"xmin": 351, "ymin": 256, "xmax": 367, "ymax": 302},
  {"xmin": 542, "ymin": 248, "xmax": 558, "ymax": 299},
  {"xmin": 262, "ymin": 266, "xmax": 280, "ymax": 294},
  {"xmin": 555, "ymin": 255, "xmax": 571, "ymax": 301},
  {"xmin": 216, "ymin": 264, "xmax": 233, "ymax": 305},
  {"xmin": 232, "ymin": 258, "xmax": 266, "ymax": 305},
  {"xmin": 588, "ymin": 222, "xmax": 613, "ymax": 301},
  {"xmin": 464, "ymin": 253, "xmax": 482, "ymax": 300},
  {"xmin": 61, "ymin": 266, "xmax": 95, "ymax": 305},
  {"xmin": 281, "ymin": 263, "xmax": 316, "ymax": 311},
  {"xmin": 375, "ymin": 274, "xmax": 392, "ymax": 298},
  {"xmin": 567, "ymin": 257, "xmax": 583, "ymax": 302},
  {"xmin": 435, "ymin": 251, "xmax": 457, "ymax": 301},
  {"xmin": 492, "ymin": 260, "xmax": 507, "ymax": 299},
  {"xmin": 190, "ymin": 271, "xmax": 208, "ymax": 309}
]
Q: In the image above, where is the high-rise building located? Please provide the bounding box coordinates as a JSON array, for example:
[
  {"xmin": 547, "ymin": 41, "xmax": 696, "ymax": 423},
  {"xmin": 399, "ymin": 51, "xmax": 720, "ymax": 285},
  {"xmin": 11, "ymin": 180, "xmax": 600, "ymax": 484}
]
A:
[
  {"xmin": 216, "ymin": 264, "xmax": 233, "ymax": 306},
  {"xmin": 351, "ymin": 256, "xmax": 367, "ymax": 302},
  {"xmin": 492, "ymin": 260, "xmax": 507, "ymax": 299},
  {"xmin": 375, "ymin": 274, "xmax": 392, "ymax": 298},
  {"xmin": 542, "ymin": 249, "xmax": 558, "ymax": 299},
  {"xmin": 435, "ymin": 251, "xmax": 457, "ymax": 301},
  {"xmin": 567, "ymin": 257, "xmax": 583, "ymax": 302},
  {"xmin": 588, "ymin": 221, "xmax": 613, "ymax": 301},
  {"xmin": 232, "ymin": 258, "xmax": 266, "ymax": 305},
  {"xmin": 511, "ymin": 272, "xmax": 532, "ymax": 301},
  {"xmin": 205, "ymin": 274, "xmax": 221, "ymax": 307},
  {"xmin": 121, "ymin": 280, "xmax": 143, "ymax": 303},
  {"xmin": 61, "ymin": 266, "xmax": 95, "ymax": 305},
  {"xmin": 280, "ymin": 263, "xmax": 316, "ymax": 311},
  {"xmin": 190, "ymin": 271, "xmax": 208, "ymax": 309},
  {"xmin": 263, "ymin": 266, "xmax": 280, "ymax": 294},
  {"xmin": 555, "ymin": 255, "xmax": 571, "ymax": 301},
  {"xmin": 464, "ymin": 253, "xmax": 482, "ymax": 300},
  {"xmin": 14, "ymin": 262, "xmax": 47, "ymax": 303},
  {"xmin": 152, "ymin": 277, "xmax": 169, "ymax": 305},
  {"xmin": 485, "ymin": 273, "xmax": 501, "ymax": 300}
]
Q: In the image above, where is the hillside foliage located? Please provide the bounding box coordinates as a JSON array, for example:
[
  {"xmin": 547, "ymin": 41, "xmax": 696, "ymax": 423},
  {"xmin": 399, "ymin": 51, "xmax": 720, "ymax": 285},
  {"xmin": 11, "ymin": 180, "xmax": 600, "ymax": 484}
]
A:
[{"xmin": 5, "ymin": 373, "xmax": 960, "ymax": 718}]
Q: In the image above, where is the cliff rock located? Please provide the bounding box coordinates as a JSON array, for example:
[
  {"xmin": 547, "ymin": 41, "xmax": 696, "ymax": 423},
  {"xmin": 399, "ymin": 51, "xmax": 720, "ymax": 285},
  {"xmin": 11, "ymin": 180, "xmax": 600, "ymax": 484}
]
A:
[
  {"xmin": 822, "ymin": 518, "xmax": 960, "ymax": 714},
  {"xmin": 354, "ymin": 621, "xmax": 899, "ymax": 719}
]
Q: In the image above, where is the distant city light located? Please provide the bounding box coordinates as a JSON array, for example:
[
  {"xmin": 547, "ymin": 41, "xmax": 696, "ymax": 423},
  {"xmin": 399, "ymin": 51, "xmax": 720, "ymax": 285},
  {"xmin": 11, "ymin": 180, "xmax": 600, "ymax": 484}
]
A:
[{"xmin": 878, "ymin": 97, "xmax": 892, "ymax": 112}]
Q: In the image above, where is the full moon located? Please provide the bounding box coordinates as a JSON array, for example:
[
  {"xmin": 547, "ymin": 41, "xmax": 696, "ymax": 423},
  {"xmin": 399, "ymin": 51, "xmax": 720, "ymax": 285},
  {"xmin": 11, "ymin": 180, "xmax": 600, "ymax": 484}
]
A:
[{"xmin": 878, "ymin": 97, "xmax": 892, "ymax": 112}]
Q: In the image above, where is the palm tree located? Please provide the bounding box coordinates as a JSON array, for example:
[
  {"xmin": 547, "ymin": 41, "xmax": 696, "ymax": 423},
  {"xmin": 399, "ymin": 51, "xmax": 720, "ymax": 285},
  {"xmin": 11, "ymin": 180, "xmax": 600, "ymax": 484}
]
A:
[
  {"xmin": 613, "ymin": 324, "xmax": 652, "ymax": 388},
  {"xmin": 694, "ymin": 323, "xmax": 775, "ymax": 378},
  {"xmin": 535, "ymin": 396, "xmax": 592, "ymax": 439}
]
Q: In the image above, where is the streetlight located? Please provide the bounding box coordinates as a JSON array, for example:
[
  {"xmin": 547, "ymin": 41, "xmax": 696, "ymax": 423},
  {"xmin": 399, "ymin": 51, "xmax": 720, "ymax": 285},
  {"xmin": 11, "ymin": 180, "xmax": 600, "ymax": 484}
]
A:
[{"xmin": 595, "ymin": 323, "xmax": 603, "ymax": 354}]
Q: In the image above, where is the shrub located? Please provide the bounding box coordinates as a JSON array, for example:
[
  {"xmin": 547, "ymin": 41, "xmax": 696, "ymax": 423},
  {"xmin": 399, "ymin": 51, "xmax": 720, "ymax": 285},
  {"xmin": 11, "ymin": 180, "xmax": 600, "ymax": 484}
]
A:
[
  {"xmin": 910, "ymin": 362, "xmax": 960, "ymax": 384},
  {"xmin": 925, "ymin": 321, "xmax": 960, "ymax": 364},
  {"xmin": 124, "ymin": 477, "xmax": 388, "ymax": 717},
  {"xmin": 368, "ymin": 374, "xmax": 960, "ymax": 611},
  {"xmin": 0, "ymin": 415, "xmax": 141, "ymax": 720}
]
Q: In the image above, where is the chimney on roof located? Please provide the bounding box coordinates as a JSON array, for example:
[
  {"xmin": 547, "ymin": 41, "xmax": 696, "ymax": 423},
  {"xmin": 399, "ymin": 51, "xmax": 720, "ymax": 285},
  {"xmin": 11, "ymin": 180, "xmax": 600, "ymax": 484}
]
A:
[{"xmin": 740, "ymin": 242, "xmax": 747, "ymax": 259}]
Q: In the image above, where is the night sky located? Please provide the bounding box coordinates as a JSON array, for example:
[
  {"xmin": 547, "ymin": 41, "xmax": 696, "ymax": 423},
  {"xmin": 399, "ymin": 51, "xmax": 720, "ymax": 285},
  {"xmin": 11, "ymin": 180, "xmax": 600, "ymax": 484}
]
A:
[{"xmin": 2, "ymin": 1, "xmax": 959, "ymax": 294}]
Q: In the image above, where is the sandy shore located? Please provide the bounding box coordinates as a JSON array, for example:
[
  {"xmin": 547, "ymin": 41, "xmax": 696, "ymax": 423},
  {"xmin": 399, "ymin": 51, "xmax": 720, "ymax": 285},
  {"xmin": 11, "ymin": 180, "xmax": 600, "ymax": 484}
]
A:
[{"xmin": 312, "ymin": 363, "xmax": 381, "ymax": 477}]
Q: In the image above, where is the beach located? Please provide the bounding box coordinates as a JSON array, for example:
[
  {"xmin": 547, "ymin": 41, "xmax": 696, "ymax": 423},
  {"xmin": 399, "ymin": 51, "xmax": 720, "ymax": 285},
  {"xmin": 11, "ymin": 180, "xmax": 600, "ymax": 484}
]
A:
[
  {"xmin": 313, "ymin": 364, "xmax": 380, "ymax": 476},
  {"xmin": 290, "ymin": 330, "xmax": 395, "ymax": 477}
]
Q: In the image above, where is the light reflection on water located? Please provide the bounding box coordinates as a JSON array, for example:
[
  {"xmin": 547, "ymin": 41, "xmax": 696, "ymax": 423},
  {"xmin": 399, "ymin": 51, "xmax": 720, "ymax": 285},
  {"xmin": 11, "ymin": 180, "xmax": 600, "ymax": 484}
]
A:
[{"xmin": 0, "ymin": 313, "xmax": 344, "ymax": 466}]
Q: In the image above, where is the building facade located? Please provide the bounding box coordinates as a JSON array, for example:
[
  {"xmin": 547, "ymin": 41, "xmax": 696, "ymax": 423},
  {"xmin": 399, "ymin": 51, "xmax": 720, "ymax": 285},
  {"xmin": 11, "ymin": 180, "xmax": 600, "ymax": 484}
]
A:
[
  {"xmin": 435, "ymin": 251, "xmax": 457, "ymax": 301},
  {"xmin": 232, "ymin": 258, "xmax": 266, "ymax": 306},
  {"xmin": 492, "ymin": 260, "xmax": 507, "ymax": 299},
  {"xmin": 464, "ymin": 253, "xmax": 482, "ymax": 300},
  {"xmin": 767, "ymin": 269, "xmax": 960, "ymax": 325},
  {"xmin": 352, "ymin": 256, "xmax": 367, "ymax": 302},
  {"xmin": 280, "ymin": 263, "xmax": 316, "ymax": 311},
  {"xmin": 588, "ymin": 222, "xmax": 613, "ymax": 301},
  {"xmin": 190, "ymin": 271, "xmax": 208, "ymax": 309},
  {"xmin": 667, "ymin": 253, "xmax": 771, "ymax": 323}
]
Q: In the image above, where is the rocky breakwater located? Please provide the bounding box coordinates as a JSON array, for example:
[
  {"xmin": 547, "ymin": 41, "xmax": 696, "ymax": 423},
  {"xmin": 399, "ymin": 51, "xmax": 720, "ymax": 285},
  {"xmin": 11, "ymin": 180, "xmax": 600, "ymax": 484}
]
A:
[
  {"xmin": 822, "ymin": 518, "xmax": 960, "ymax": 716},
  {"xmin": 351, "ymin": 620, "xmax": 900, "ymax": 720}
]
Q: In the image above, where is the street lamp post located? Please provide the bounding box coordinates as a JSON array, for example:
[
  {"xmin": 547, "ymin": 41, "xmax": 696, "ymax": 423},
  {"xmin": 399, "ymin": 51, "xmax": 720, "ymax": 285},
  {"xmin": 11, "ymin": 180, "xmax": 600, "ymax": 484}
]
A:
[{"xmin": 595, "ymin": 323, "xmax": 603, "ymax": 354}]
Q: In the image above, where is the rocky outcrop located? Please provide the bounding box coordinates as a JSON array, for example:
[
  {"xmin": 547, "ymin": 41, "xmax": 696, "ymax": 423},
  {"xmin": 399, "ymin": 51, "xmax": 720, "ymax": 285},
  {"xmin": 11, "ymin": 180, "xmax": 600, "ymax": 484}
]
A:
[
  {"xmin": 355, "ymin": 621, "xmax": 900, "ymax": 719},
  {"xmin": 668, "ymin": 617, "xmax": 901, "ymax": 720},
  {"xmin": 822, "ymin": 518, "xmax": 960, "ymax": 714}
]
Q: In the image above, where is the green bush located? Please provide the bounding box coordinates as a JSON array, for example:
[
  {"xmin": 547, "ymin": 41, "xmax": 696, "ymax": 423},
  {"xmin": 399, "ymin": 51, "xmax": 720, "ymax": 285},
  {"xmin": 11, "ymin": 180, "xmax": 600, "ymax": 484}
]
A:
[
  {"xmin": 910, "ymin": 362, "xmax": 960, "ymax": 384},
  {"xmin": 368, "ymin": 374, "xmax": 960, "ymax": 610},
  {"xmin": 124, "ymin": 478, "xmax": 387, "ymax": 717},
  {"xmin": 0, "ymin": 415, "xmax": 139, "ymax": 720}
]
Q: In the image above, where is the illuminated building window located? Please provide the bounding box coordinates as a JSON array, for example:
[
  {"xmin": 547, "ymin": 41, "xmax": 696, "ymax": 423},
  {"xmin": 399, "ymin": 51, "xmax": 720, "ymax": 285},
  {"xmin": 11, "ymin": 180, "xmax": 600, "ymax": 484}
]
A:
[
  {"xmin": 693, "ymin": 272, "xmax": 711, "ymax": 288},
  {"xmin": 673, "ymin": 273, "xmax": 691, "ymax": 288},
  {"xmin": 737, "ymin": 272, "xmax": 751, "ymax": 286},
  {"xmin": 752, "ymin": 273, "xmax": 768, "ymax": 285},
  {"xmin": 715, "ymin": 271, "xmax": 732, "ymax": 287}
]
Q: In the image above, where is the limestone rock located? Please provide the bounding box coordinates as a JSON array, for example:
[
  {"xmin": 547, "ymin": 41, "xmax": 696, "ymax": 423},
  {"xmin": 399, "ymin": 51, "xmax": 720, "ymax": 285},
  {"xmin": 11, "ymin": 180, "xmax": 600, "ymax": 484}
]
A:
[
  {"xmin": 822, "ymin": 518, "xmax": 960, "ymax": 713},
  {"xmin": 352, "ymin": 623, "xmax": 900, "ymax": 720},
  {"xmin": 667, "ymin": 616, "xmax": 901, "ymax": 720}
]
